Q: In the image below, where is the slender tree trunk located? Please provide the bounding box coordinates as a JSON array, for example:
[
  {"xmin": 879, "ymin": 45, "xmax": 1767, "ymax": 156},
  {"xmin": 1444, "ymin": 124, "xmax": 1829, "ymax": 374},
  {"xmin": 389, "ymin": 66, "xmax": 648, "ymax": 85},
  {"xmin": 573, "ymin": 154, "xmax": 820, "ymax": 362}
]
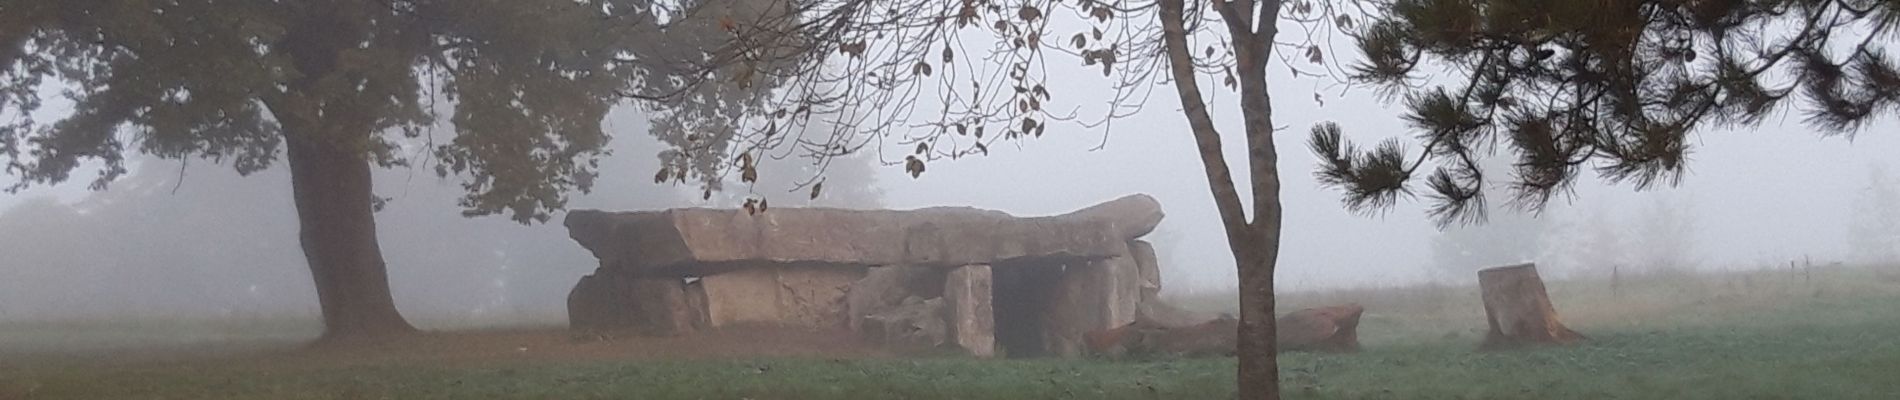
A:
[
  {"xmin": 1225, "ymin": 1, "xmax": 1287, "ymax": 397},
  {"xmin": 1233, "ymin": 238, "xmax": 1280, "ymax": 399},
  {"xmin": 1158, "ymin": 0, "xmax": 1285, "ymax": 398},
  {"xmin": 285, "ymin": 133, "xmax": 417, "ymax": 342}
]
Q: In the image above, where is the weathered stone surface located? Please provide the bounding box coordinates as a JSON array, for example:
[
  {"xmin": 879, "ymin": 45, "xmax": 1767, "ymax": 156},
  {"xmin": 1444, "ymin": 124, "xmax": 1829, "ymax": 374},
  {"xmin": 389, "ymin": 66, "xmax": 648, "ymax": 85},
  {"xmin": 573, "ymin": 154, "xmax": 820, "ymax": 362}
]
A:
[
  {"xmin": 565, "ymin": 193, "xmax": 1172, "ymax": 358},
  {"xmin": 1143, "ymin": 315, "xmax": 1238, "ymax": 357},
  {"xmin": 944, "ymin": 264, "xmax": 996, "ymax": 358},
  {"xmin": 1128, "ymin": 240, "xmax": 1161, "ymax": 301},
  {"xmin": 1277, "ymin": 304, "xmax": 1365, "ymax": 353},
  {"xmin": 700, "ymin": 264, "xmax": 864, "ymax": 329},
  {"xmin": 1042, "ymin": 250, "xmax": 1142, "ymax": 357},
  {"xmin": 1083, "ymin": 297, "xmax": 1216, "ymax": 355},
  {"xmin": 860, "ymin": 296, "xmax": 947, "ymax": 348},
  {"xmin": 1066, "ymin": 194, "xmax": 1165, "ymax": 238},
  {"xmin": 627, "ymin": 277, "xmax": 700, "ymax": 336},
  {"xmin": 845, "ymin": 265, "xmax": 936, "ymax": 332},
  {"xmin": 684, "ymin": 278, "xmax": 710, "ymax": 327},
  {"xmin": 568, "ymin": 273, "xmax": 635, "ymax": 333},
  {"xmin": 700, "ymin": 268, "xmax": 782, "ymax": 326},
  {"xmin": 564, "ymin": 194, "xmax": 1163, "ymax": 273},
  {"xmin": 1136, "ymin": 298, "xmax": 1217, "ymax": 329},
  {"xmin": 568, "ymin": 273, "xmax": 703, "ymax": 336},
  {"xmin": 1085, "ymin": 315, "xmax": 1237, "ymax": 357}
]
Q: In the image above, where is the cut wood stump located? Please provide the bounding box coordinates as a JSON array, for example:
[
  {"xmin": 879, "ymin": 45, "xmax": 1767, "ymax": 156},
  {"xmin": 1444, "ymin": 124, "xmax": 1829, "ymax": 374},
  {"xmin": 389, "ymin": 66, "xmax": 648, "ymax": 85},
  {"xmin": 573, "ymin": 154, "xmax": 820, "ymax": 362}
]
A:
[{"xmin": 1477, "ymin": 263, "xmax": 1584, "ymax": 350}]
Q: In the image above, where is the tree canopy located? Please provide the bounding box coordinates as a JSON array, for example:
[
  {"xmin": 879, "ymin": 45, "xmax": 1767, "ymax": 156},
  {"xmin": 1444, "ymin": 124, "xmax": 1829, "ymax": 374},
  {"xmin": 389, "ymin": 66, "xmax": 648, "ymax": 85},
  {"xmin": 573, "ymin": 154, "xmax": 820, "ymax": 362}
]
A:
[
  {"xmin": 1, "ymin": 0, "xmax": 819, "ymax": 339},
  {"xmin": 0, "ymin": 0, "xmax": 793, "ymax": 223},
  {"xmin": 1314, "ymin": 0, "xmax": 1898, "ymax": 225}
]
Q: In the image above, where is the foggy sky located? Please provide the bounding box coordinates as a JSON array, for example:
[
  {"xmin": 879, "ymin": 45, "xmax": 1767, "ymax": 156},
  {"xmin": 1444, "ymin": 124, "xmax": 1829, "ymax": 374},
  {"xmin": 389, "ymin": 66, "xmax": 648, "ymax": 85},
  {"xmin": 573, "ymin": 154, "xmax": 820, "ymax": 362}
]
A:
[
  {"xmin": 858, "ymin": 59, "xmax": 1897, "ymax": 291},
  {"xmin": 3, "ymin": 14, "xmax": 1897, "ymax": 324}
]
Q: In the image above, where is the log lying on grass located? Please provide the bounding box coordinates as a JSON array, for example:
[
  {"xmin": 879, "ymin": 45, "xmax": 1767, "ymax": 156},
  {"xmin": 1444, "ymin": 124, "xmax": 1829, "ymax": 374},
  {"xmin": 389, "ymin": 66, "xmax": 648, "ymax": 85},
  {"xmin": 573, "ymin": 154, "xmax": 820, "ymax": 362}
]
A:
[
  {"xmin": 1083, "ymin": 302, "xmax": 1366, "ymax": 357},
  {"xmin": 1477, "ymin": 263, "xmax": 1584, "ymax": 349},
  {"xmin": 1277, "ymin": 303, "xmax": 1364, "ymax": 353},
  {"xmin": 1083, "ymin": 314, "xmax": 1236, "ymax": 358}
]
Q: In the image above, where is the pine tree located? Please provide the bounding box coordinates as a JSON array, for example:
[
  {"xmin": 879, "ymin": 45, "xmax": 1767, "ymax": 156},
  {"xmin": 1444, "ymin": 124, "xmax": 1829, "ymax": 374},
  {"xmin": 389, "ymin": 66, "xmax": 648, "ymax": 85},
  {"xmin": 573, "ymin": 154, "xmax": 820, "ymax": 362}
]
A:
[{"xmin": 1314, "ymin": 0, "xmax": 1900, "ymax": 227}]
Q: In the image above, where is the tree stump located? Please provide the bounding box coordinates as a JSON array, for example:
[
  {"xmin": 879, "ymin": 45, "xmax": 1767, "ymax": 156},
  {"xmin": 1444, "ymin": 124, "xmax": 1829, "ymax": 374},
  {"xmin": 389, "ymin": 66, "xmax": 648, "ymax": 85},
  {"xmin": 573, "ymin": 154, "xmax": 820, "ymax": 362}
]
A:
[{"xmin": 1477, "ymin": 263, "xmax": 1583, "ymax": 349}]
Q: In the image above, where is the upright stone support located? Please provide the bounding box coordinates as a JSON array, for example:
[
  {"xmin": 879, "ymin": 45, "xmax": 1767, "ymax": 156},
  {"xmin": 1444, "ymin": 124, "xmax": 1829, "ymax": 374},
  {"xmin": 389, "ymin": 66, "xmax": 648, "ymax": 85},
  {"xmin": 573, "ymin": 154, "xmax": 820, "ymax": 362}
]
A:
[
  {"xmin": 568, "ymin": 272, "xmax": 635, "ymax": 333},
  {"xmin": 1042, "ymin": 249, "xmax": 1142, "ymax": 357},
  {"xmin": 1128, "ymin": 240, "xmax": 1162, "ymax": 301},
  {"xmin": 627, "ymin": 277, "xmax": 699, "ymax": 336},
  {"xmin": 847, "ymin": 265, "xmax": 933, "ymax": 332},
  {"xmin": 699, "ymin": 265, "xmax": 865, "ymax": 329},
  {"xmin": 944, "ymin": 264, "xmax": 996, "ymax": 357},
  {"xmin": 568, "ymin": 272, "xmax": 700, "ymax": 336}
]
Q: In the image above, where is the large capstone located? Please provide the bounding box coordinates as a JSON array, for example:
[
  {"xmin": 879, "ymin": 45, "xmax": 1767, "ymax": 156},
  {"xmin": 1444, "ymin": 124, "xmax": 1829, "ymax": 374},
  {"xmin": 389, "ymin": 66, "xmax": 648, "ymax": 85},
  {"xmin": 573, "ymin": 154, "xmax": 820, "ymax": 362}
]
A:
[{"xmin": 563, "ymin": 194, "xmax": 1164, "ymax": 273}]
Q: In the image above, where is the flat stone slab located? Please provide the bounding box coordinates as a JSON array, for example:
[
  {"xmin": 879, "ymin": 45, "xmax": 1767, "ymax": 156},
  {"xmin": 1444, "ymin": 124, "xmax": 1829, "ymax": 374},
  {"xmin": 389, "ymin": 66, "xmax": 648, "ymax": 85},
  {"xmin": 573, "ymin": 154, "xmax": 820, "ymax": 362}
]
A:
[{"xmin": 565, "ymin": 194, "xmax": 1162, "ymax": 273}]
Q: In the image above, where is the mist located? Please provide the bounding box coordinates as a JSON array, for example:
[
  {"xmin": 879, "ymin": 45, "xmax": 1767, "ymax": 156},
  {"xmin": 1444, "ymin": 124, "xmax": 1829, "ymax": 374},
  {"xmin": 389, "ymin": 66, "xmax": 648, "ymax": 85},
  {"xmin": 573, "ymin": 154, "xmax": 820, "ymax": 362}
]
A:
[
  {"xmin": 0, "ymin": 105, "xmax": 892, "ymax": 326},
  {"xmin": 5, "ymin": 1, "xmax": 1900, "ymax": 399},
  {"xmin": 858, "ymin": 62, "xmax": 1899, "ymax": 293},
  {"xmin": 4, "ymin": 60, "xmax": 1896, "ymax": 326}
]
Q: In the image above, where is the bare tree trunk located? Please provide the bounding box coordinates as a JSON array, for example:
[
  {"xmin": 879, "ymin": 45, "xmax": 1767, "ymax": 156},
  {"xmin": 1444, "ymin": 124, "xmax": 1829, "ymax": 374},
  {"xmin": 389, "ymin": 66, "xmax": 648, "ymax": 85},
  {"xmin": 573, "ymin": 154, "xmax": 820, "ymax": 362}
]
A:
[
  {"xmin": 286, "ymin": 134, "xmax": 417, "ymax": 342},
  {"xmin": 1158, "ymin": 0, "xmax": 1286, "ymax": 398},
  {"xmin": 1233, "ymin": 242, "xmax": 1279, "ymax": 398}
]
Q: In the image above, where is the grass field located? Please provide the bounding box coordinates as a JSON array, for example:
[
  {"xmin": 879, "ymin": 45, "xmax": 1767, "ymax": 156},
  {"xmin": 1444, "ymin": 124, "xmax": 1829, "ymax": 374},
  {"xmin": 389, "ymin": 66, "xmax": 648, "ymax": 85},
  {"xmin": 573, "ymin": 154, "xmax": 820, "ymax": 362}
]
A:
[{"xmin": 3, "ymin": 266, "xmax": 1897, "ymax": 399}]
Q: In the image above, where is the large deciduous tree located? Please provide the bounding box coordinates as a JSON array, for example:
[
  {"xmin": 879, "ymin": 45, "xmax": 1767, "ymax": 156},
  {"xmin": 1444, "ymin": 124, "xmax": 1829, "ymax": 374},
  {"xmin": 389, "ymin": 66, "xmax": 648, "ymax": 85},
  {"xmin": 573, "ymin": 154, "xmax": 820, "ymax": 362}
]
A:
[
  {"xmin": 1314, "ymin": 0, "xmax": 1898, "ymax": 227},
  {"xmin": 0, "ymin": 0, "xmax": 781, "ymax": 341},
  {"xmin": 626, "ymin": 0, "xmax": 1357, "ymax": 398}
]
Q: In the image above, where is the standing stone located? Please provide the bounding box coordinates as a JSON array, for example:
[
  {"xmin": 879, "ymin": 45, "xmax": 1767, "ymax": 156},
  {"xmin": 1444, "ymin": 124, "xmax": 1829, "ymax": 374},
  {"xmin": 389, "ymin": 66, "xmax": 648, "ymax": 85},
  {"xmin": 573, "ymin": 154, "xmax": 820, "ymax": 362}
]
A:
[
  {"xmin": 569, "ymin": 272, "xmax": 702, "ymax": 336},
  {"xmin": 568, "ymin": 272, "xmax": 635, "ymax": 332},
  {"xmin": 699, "ymin": 265, "xmax": 865, "ymax": 329},
  {"xmin": 1041, "ymin": 250, "xmax": 1142, "ymax": 357},
  {"xmin": 846, "ymin": 265, "xmax": 934, "ymax": 331},
  {"xmin": 1128, "ymin": 240, "xmax": 1162, "ymax": 301},
  {"xmin": 944, "ymin": 264, "xmax": 996, "ymax": 357},
  {"xmin": 1104, "ymin": 253, "xmax": 1143, "ymax": 336},
  {"xmin": 684, "ymin": 278, "xmax": 710, "ymax": 329},
  {"xmin": 627, "ymin": 277, "xmax": 699, "ymax": 336},
  {"xmin": 699, "ymin": 267, "xmax": 784, "ymax": 327},
  {"xmin": 861, "ymin": 296, "xmax": 948, "ymax": 348},
  {"xmin": 774, "ymin": 266, "xmax": 865, "ymax": 329}
]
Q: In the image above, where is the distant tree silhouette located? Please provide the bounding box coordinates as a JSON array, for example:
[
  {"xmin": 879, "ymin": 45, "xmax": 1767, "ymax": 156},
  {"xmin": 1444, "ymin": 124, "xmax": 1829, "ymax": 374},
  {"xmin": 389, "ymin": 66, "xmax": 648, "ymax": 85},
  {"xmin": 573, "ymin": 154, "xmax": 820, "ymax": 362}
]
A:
[{"xmin": 1851, "ymin": 165, "xmax": 1900, "ymax": 266}]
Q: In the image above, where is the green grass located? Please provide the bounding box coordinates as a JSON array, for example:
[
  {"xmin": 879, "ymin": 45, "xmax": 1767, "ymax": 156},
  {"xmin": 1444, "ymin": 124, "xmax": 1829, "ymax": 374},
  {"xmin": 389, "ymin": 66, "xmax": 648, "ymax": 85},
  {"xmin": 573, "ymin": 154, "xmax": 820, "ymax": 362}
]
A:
[{"xmin": 4, "ymin": 266, "xmax": 1898, "ymax": 399}]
